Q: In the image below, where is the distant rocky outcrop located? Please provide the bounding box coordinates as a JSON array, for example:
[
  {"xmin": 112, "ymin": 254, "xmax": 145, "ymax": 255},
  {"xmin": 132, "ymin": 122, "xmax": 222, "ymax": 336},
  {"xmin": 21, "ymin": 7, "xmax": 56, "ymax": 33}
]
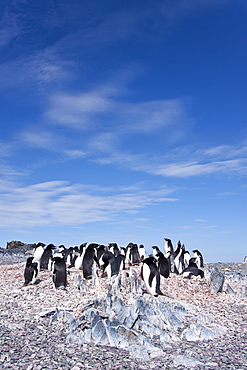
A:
[
  {"xmin": 0, "ymin": 240, "xmax": 35, "ymax": 264},
  {"xmin": 6, "ymin": 240, "xmax": 35, "ymax": 251}
]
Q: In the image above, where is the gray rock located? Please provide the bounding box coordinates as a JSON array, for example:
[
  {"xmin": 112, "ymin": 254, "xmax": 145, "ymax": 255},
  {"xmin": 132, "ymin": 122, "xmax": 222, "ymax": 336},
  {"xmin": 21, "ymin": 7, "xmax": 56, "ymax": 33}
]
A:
[
  {"xmin": 74, "ymin": 273, "xmax": 88, "ymax": 292},
  {"xmin": 225, "ymin": 284, "xmax": 235, "ymax": 295},
  {"xmin": 119, "ymin": 270, "xmax": 127, "ymax": 287},
  {"xmin": 174, "ymin": 355, "xmax": 204, "ymax": 367},
  {"xmin": 39, "ymin": 308, "xmax": 57, "ymax": 317},
  {"xmin": 128, "ymin": 345, "xmax": 150, "ymax": 361},
  {"xmin": 210, "ymin": 268, "xmax": 225, "ymax": 292},
  {"xmin": 117, "ymin": 325, "xmax": 139, "ymax": 345},
  {"xmin": 130, "ymin": 267, "xmax": 138, "ymax": 293},
  {"xmin": 69, "ymin": 315, "xmax": 87, "ymax": 334},
  {"xmin": 104, "ymin": 320, "xmax": 129, "ymax": 348},
  {"xmin": 243, "ymin": 286, "xmax": 247, "ymax": 296},
  {"xmin": 49, "ymin": 308, "xmax": 62, "ymax": 323},
  {"xmin": 91, "ymin": 317, "xmax": 108, "ymax": 345},
  {"xmin": 182, "ymin": 322, "xmax": 227, "ymax": 341}
]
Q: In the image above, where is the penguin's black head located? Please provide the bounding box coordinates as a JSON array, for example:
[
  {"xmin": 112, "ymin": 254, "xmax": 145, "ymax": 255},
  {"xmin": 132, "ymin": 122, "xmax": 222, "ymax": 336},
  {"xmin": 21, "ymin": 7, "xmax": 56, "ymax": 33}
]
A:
[
  {"xmin": 188, "ymin": 257, "xmax": 197, "ymax": 267},
  {"xmin": 192, "ymin": 249, "xmax": 202, "ymax": 256},
  {"xmin": 26, "ymin": 256, "xmax": 34, "ymax": 267},
  {"xmin": 36, "ymin": 242, "xmax": 46, "ymax": 248},
  {"xmin": 88, "ymin": 243, "xmax": 99, "ymax": 249},
  {"xmin": 46, "ymin": 243, "xmax": 56, "ymax": 250}
]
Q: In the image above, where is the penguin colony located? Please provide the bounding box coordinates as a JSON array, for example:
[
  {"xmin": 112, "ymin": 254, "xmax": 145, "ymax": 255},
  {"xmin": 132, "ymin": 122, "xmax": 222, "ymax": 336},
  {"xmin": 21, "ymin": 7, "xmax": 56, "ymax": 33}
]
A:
[{"xmin": 23, "ymin": 239, "xmax": 204, "ymax": 296}]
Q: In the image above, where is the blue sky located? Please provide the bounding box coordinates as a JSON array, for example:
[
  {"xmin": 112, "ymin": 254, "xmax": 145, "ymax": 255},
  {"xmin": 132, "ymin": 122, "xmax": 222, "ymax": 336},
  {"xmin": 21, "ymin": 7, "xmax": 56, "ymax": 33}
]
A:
[{"xmin": 0, "ymin": 0, "xmax": 246, "ymax": 262}]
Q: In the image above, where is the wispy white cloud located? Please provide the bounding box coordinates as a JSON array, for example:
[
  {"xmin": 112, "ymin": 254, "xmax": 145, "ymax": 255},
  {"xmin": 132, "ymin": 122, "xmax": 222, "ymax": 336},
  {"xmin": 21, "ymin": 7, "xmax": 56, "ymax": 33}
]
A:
[
  {"xmin": 0, "ymin": 142, "xmax": 14, "ymax": 157},
  {"xmin": 117, "ymin": 99, "xmax": 186, "ymax": 133},
  {"xmin": 0, "ymin": 10, "xmax": 21, "ymax": 47},
  {"xmin": 0, "ymin": 164, "xmax": 24, "ymax": 179},
  {"xmin": 151, "ymin": 159, "xmax": 247, "ymax": 177},
  {"xmin": 63, "ymin": 150, "xmax": 87, "ymax": 159},
  {"xmin": 20, "ymin": 130, "xmax": 59, "ymax": 150},
  {"xmin": 47, "ymin": 89, "xmax": 115, "ymax": 127},
  {"xmin": 90, "ymin": 144, "xmax": 247, "ymax": 178},
  {"xmin": 0, "ymin": 50, "xmax": 72, "ymax": 92},
  {"xmin": 46, "ymin": 89, "xmax": 187, "ymax": 135},
  {"xmin": 0, "ymin": 180, "xmax": 177, "ymax": 228}
]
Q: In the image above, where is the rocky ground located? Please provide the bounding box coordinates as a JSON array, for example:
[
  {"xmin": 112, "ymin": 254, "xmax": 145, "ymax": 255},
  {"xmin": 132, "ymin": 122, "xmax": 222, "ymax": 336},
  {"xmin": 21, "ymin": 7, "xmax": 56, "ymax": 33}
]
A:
[{"xmin": 0, "ymin": 249, "xmax": 247, "ymax": 370}]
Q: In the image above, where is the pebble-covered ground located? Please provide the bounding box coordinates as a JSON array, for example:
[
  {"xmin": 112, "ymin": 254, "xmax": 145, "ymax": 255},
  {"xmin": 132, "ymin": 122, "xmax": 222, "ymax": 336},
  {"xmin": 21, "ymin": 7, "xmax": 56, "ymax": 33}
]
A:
[{"xmin": 0, "ymin": 251, "xmax": 247, "ymax": 370}]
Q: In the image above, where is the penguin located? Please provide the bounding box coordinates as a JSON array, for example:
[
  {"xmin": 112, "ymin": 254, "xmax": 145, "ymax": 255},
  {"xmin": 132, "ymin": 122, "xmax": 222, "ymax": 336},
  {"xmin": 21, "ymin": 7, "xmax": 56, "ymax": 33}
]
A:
[
  {"xmin": 51, "ymin": 256, "xmax": 67, "ymax": 289},
  {"xmin": 183, "ymin": 248, "xmax": 191, "ymax": 269},
  {"xmin": 69, "ymin": 246, "xmax": 80, "ymax": 268},
  {"xmin": 119, "ymin": 247, "xmax": 126, "ymax": 270},
  {"xmin": 120, "ymin": 246, "xmax": 126, "ymax": 257},
  {"xmin": 138, "ymin": 244, "xmax": 146, "ymax": 262},
  {"xmin": 48, "ymin": 245, "xmax": 67, "ymax": 270},
  {"xmin": 125, "ymin": 242, "xmax": 133, "ymax": 265},
  {"xmin": 108, "ymin": 243, "xmax": 120, "ymax": 257},
  {"xmin": 101, "ymin": 250, "xmax": 125, "ymax": 278},
  {"xmin": 182, "ymin": 257, "xmax": 204, "ymax": 279},
  {"xmin": 141, "ymin": 256, "xmax": 163, "ymax": 296},
  {"xmin": 23, "ymin": 257, "xmax": 38, "ymax": 286},
  {"xmin": 156, "ymin": 251, "xmax": 170, "ymax": 279},
  {"xmin": 82, "ymin": 243, "xmax": 99, "ymax": 279},
  {"xmin": 152, "ymin": 245, "xmax": 162, "ymax": 259},
  {"xmin": 129, "ymin": 243, "xmax": 141, "ymax": 265},
  {"xmin": 40, "ymin": 244, "xmax": 56, "ymax": 270},
  {"xmin": 173, "ymin": 241, "xmax": 185, "ymax": 274},
  {"xmin": 164, "ymin": 238, "xmax": 175, "ymax": 273},
  {"xmin": 55, "ymin": 245, "xmax": 66, "ymax": 258},
  {"xmin": 32, "ymin": 242, "xmax": 46, "ymax": 272},
  {"xmin": 164, "ymin": 238, "xmax": 174, "ymax": 255},
  {"xmin": 96, "ymin": 245, "xmax": 107, "ymax": 268},
  {"xmin": 74, "ymin": 243, "xmax": 87, "ymax": 270},
  {"xmin": 192, "ymin": 249, "xmax": 204, "ymax": 268},
  {"xmin": 63, "ymin": 246, "xmax": 74, "ymax": 267},
  {"xmin": 244, "ymin": 256, "xmax": 247, "ymax": 263}
]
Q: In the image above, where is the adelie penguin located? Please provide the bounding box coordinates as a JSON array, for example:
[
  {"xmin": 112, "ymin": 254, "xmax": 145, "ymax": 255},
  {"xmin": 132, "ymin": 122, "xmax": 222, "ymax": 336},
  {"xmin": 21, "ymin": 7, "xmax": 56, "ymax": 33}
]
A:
[
  {"xmin": 174, "ymin": 241, "xmax": 185, "ymax": 274},
  {"xmin": 164, "ymin": 238, "xmax": 174, "ymax": 255},
  {"xmin": 74, "ymin": 243, "xmax": 87, "ymax": 270},
  {"xmin": 183, "ymin": 248, "xmax": 191, "ymax": 269},
  {"xmin": 51, "ymin": 256, "xmax": 67, "ymax": 290},
  {"xmin": 138, "ymin": 244, "xmax": 146, "ymax": 262},
  {"xmin": 40, "ymin": 244, "xmax": 56, "ymax": 270},
  {"xmin": 108, "ymin": 243, "xmax": 120, "ymax": 257},
  {"xmin": 164, "ymin": 238, "xmax": 175, "ymax": 272},
  {"xmin": 192, "ymin": 249, "xmax": 204, "ymax": 268},
  {"xmin": 23, "ymin": 257, "xmax": 39, "ymax": 286},
  {"xmin": 156, "ymin": 252, "xmax": 170, "ymax": 279},
  {"xmin": 152, "ymin": 245, "xmax": 162, "ymax": 259},
  {"xmin": 129, "ymin": 243, "xmax": 141, "ymax": 265},
  {"xmin": 101, "ymin": 250, "xmax": 125, "ymax": 278},
  {"xmin": 32, "ymin": 242, "xmax": 46, "ymax": 272},
  {"xmin": 82, "ymin": 243, "xmax": 100, "ymax": 279},
  {"xmin": 182, "ymin": 257, "xmax": 204, "ymax": 279},
  {"xmin": 96, "ymin": 245, "xmax": 107, "ymax": 268},
  {"xmin": 141, "ymin": 256, "xmax": 163, "ymax": 296}
]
